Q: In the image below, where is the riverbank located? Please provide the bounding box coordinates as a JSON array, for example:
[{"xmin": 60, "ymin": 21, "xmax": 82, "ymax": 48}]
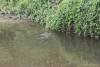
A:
[
  {"xmin": 0, "ymin": 10, "xmax": 33, "ymax": 23},
  {"xmin": 1, "ymin": 0, "xmax": 100, "ymax": 39}
]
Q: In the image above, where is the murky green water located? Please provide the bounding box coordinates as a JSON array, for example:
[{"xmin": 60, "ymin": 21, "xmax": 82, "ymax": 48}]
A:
[{"xmin": 0, "ymin": 22, "xmax": 100, "ymax": 67}]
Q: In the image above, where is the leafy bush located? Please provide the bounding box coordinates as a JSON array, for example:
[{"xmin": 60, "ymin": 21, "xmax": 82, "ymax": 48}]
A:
[
  {"xmin": 2, "ymin": 0, "xmax": 18, "ymax": 3},
  {"xmin": 15, "ymin": 0, "xmax": 57, "ymax": 23},
  {"xmin": 75, "ymin": 0, "xmax": 100, "ymax": 37},
  {"xmin": 46, "ymin": 0, "xmax": 84, "ymax": 31},
  {"xmin": 46, "ymin": 0, "xmax": 100, "ymax": 38}
]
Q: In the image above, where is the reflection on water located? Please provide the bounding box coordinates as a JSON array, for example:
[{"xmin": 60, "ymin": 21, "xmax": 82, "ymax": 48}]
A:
[{"xmin": 0, "ymin": 22, "xmax": 100, "ymax": 67}]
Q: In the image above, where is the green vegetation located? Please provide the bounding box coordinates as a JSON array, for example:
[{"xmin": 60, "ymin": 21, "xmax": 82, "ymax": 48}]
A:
[
  {"xmin": 0, "ymin": 0, "xmax": 100, "ymax": 38},
  {"xmin": 14, "ymin": 0, "xmax": 60, "ymax": 23},
  {"xmin": 46, "ymin": 0, "xmax": 100, "ymax": 38}
]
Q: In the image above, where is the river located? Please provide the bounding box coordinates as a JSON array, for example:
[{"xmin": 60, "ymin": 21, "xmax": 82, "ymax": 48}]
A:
[{"xmin": 0, "ymin": 22, "xmax": 99, "ymax": 67}]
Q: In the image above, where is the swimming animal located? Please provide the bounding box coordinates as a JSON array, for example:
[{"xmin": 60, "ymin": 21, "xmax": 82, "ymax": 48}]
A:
[{"xmin": 41, "ymin": 29, "xmax": 51, "ymax": 39}]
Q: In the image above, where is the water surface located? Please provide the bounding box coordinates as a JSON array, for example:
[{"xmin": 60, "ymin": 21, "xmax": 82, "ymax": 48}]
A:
[{"xmin": 0, "ymin": 22, "xmax": 100, "ymax": 67}]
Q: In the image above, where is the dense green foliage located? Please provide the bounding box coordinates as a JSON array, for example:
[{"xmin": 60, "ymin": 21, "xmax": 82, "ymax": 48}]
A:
[
  {"xmin": 0, "ymin": 0, "xmax": 100, "ymax": 38},
  {"xmin": 46, "ymin": 0, "xmax": 100, "ymax": 38},
  {"xmin": 15, "ymin": 0, "xmax": 60, "ymax": 23}
]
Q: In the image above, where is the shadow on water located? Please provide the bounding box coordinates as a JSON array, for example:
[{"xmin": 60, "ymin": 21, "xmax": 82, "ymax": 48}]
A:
[
  {"xmin": 52, "ymin": 31, "xmax": 100, "ymax": 67},
  {"xmin": 0, "ymin": 22, "xmax": 100, "ymax": 67}
]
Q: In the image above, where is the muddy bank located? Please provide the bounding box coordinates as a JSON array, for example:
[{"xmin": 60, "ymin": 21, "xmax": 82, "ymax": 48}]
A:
[{"xmin": 0, "ymin": 11, "xmax": 33, "ymax": 23}]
